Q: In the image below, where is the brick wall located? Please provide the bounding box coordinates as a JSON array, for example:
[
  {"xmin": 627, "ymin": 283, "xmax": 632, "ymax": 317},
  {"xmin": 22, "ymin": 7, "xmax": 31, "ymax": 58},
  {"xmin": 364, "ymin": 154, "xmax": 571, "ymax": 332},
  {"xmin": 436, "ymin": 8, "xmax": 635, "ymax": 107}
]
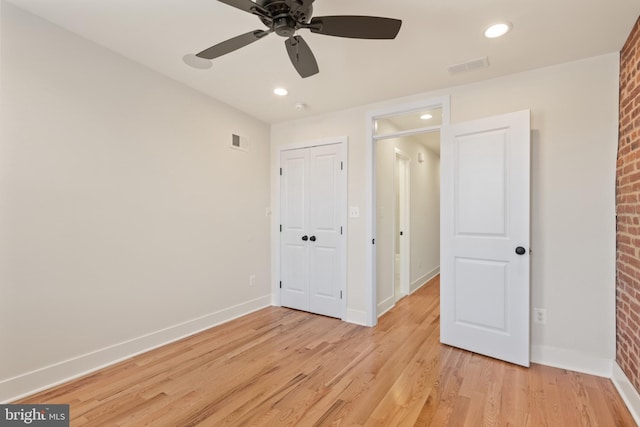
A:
[{"xmin": 617, "ymin": 16, "xmax": 640, "ymax": 394}]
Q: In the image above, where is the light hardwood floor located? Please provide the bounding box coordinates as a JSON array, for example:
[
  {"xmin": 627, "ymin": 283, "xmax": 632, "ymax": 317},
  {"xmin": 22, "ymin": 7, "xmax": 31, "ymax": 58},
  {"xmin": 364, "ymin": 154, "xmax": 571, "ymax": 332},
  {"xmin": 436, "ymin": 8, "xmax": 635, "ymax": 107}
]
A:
[{"xmin": 18, "ymin": 276, "xmax": 637, "ymax": 426}]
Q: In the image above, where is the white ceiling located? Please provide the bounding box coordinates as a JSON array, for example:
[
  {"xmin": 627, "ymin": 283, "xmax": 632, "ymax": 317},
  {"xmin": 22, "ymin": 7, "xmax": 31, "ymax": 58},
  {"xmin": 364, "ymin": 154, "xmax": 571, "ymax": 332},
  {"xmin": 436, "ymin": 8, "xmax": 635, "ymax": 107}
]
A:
[{"xmin": 6, "ymin": 0, "xmax": 640, "ymax": 124}]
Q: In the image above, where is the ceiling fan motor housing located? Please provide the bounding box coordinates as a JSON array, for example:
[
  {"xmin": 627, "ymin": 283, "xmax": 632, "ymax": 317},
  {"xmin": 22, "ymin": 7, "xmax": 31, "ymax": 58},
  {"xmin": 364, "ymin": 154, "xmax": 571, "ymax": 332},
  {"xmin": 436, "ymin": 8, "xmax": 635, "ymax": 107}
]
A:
[
  {"xmin": 274, "ymin": 17, "xmax": 296, "ymax": 37},
  {"xmin": 257, "ymin": 0, "xmax": 313, "ymax": 29}
]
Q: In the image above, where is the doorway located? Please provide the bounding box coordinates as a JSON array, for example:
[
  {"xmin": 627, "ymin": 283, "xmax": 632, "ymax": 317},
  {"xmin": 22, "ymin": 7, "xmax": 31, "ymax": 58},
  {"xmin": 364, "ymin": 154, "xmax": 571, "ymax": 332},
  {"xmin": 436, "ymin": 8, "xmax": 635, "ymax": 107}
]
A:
[
  {"xmin": 372, "ymin": 101, "xmax": 446, "ymax": 317},
  {"xmin": 367, "ymin": 102, "xmax": 531, "ymax": 367}
]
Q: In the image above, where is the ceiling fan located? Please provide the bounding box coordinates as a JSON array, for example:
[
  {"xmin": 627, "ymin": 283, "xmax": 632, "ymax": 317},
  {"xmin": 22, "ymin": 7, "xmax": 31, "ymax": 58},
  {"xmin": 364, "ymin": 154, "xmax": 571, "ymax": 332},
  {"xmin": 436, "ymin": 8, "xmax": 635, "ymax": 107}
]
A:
[{"xmin": 196, "ymin": 0, "xmax": 402, "ymax": 78}]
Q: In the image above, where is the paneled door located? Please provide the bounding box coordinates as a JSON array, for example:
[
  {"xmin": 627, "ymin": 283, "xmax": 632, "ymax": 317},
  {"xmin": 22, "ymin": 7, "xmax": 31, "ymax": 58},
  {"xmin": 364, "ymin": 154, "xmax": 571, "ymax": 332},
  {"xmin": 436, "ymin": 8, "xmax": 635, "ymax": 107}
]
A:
[
  {"xmin": 280, "ymin": 143, "xmax": 346, "ymax": 319},
  {"xmin": 440, "ymin": 110, "xmax": 531, "ymax": 366}
]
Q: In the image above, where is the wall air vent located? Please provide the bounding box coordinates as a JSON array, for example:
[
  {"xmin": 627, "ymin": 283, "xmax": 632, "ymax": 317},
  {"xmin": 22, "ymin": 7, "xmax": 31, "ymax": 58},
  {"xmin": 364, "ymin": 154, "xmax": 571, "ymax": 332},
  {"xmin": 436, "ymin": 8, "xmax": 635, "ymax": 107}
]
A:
[
  {"xmin": 231, "ymin": 134, "xmax": 249, "ymax": 152},
  {"xmin": 447, "ymin": 56, "xmax": 490, "ymax": 75}
]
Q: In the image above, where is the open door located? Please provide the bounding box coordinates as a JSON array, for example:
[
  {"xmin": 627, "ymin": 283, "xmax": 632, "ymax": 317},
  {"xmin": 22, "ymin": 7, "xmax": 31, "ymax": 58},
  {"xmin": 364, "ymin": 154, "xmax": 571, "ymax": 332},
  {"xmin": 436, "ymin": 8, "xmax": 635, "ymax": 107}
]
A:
[{"xmin": 440, "ymin": 110, "xmax": 530, "ymax": 367}]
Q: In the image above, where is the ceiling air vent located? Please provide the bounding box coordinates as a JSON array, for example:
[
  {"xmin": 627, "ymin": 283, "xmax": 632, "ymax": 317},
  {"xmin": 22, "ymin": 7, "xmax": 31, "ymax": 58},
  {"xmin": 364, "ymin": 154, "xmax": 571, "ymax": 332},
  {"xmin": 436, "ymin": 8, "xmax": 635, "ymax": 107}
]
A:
[
  {"xmin": 231, "ymin": 134, "xmax": 249, "ymax": 152},
  {"xmin": 447, "ymin": 56, "xmax": 490, "ymax": 75}
]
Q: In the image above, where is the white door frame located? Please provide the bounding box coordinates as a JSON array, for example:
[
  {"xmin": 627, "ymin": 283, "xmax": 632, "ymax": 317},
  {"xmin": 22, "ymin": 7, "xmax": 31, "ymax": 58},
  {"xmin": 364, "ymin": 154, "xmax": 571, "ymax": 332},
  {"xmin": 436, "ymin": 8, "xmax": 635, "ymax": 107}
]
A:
[
  {"xmin": 366, "ymin": 96, "xmax": 450, "ymax": 326},
  {"xmin": 395, "ymin": 148, "xmax": 411, "ymax": 301},
  {"xmin": 273, "ymin": 137, "xmax": 348, "ymax": 320}
]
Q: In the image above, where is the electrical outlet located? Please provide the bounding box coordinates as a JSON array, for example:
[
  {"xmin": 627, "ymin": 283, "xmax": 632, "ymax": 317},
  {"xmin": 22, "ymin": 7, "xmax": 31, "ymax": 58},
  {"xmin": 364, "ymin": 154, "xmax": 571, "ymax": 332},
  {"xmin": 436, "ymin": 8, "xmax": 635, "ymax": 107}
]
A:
[
  {"xmin": 249, "ymin": 275, "xmax": 256, "ymax": 287},
  {"xmin": 533, "ymin": 308, "xmax": 547, "ymax": 324}
]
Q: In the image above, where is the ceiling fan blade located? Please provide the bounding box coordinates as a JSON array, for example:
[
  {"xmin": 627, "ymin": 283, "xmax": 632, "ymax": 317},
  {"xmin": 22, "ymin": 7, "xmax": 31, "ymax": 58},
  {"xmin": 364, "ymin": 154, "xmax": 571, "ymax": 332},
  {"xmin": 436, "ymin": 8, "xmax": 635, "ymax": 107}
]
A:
[
  {"xmin": 285, "ymin": 36, "xmax": 319, "ymax": 78},
  {"xmin": 196, "ymin": 30, "xmax": 271, "ymax": 60},
  {"xmin": 309, "ymin": 16, "xmax": 402, "ymax": 39},
  {"xmin": 216, "ymin": 0, "xmax": 269, "ymax": 16}
]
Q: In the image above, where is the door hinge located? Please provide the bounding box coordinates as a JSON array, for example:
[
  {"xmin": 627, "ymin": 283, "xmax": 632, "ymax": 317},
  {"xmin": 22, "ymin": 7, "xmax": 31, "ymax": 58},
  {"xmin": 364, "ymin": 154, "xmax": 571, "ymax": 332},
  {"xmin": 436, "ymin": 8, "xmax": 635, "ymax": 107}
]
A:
[
  {"xmin": 340, "ymin": 226, "xmax": 343, "ymax": 235},
  {"xmin": 280, "ymin": 168, "xmax": 283, "ymax": 176},
  {"xmin": 340, "ymin": 291, "xmax": 343, "ymax": 299},
  {"xmin": 372, "ymin": 239, "xmax": 376, "ymax": 245},
  {"xmin": 341, "ymin": 161, "xmax": 344, "ymax": 171},
  {"xmin": 279, "ymin": 281, "xmax": 282, "ymax": 289},
  {"xmin": 280, "ymin": 224, "xmax": 283, "ymax": 232}
]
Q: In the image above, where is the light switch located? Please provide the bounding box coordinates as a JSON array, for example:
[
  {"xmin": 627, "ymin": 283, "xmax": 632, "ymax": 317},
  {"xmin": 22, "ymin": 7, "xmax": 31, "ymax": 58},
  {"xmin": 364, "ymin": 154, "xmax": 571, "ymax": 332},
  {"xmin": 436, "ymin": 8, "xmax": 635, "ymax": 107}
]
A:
[{"xmin": 349, "ymin": 207, "xmax": 360, "ymax": 218}]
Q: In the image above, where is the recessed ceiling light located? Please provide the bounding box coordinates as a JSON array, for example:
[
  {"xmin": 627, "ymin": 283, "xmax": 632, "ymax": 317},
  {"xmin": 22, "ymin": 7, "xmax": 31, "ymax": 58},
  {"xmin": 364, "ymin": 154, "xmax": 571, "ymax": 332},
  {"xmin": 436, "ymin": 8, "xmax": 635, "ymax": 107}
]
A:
[
  {"xmin": 182, "ymin": 54, "xmax": 212, "ymax": 70},
  {"xmin": 274, "ymin": 87, "xmax": 288, "ymax": 96},
  {"xmin": 420, "ymin": 114, "xmax": 433, "ymax": 120},
  {"xmin": 484, "ymin": 22, "xmax": 512, "ymax": 39}
]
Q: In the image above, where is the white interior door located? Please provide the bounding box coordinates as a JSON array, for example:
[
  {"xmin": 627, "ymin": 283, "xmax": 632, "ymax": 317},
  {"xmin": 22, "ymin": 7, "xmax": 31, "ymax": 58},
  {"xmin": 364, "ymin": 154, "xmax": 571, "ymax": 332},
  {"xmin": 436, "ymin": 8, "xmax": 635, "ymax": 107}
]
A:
[
  {"xmin": 308, "ymin": 144, "xmax": 345, "ymax": 318},
  {"xmin": 280, "ymin": 149, "xmax": 309, "ymax": 311},
  {"xmin": 440, "ymin": 110, "xmax": 530, "ymax": 367},
  {"xmin": 280, "ymin": 143, "xmax": 346, "ymax": 318}
]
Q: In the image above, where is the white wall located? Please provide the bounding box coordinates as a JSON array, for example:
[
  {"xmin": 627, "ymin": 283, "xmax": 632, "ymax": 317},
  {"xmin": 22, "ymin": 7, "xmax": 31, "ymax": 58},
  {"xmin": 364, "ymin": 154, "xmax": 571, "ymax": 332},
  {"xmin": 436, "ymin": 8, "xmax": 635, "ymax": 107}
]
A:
[
  {"xmin": 272, "ymin": 53, "xmax": 619, "ymax": 374},
  {"xmin": 0, "ymin": 3, "xmax": 271, "ymax": 401},
  {"xmin": 375, "ymin": 138, "xmax": 396, "ymax": 313}
]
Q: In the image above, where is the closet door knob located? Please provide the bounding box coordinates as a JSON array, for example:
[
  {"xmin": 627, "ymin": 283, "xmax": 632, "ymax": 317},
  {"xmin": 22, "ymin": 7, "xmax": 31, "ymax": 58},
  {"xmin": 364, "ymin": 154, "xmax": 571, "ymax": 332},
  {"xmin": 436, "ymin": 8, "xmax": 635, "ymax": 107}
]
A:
[
  {"xmin": 310, "ymin": 236, "xmax": 316, "ymax": 242},
  {"xmin": 302, "ymin": 235, "xmax": 308, "ymax": 241}
]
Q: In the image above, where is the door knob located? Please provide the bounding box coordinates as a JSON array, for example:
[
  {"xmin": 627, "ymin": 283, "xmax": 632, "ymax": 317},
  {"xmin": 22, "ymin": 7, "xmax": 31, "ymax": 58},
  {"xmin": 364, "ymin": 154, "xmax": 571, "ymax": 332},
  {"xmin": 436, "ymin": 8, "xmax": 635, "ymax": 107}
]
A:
[
  {"xmin": 515, "ymin": 246, "xmax": 526, "ymax": 255},
  {"xmin": 302, "ymin": 235, "xmax": 308, "ymax": 241},
  {"xmin": 310, "ymin": 236, "xmax": 316, "ymax": 242}
]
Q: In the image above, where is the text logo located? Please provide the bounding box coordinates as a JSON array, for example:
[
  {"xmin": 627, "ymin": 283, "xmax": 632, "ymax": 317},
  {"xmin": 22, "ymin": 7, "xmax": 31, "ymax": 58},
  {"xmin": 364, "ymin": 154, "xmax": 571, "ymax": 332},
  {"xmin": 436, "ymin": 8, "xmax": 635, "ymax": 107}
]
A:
[{"xmin": 0, "ymin": 405, "xmax": 69, "ymax": 426}]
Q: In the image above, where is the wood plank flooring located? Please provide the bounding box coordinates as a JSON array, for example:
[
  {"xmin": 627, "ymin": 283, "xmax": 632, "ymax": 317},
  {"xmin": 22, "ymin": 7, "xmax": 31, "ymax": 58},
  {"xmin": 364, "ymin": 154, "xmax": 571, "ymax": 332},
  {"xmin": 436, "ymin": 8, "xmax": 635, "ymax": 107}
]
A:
[{"xmin": 17, "ymin": 276, "xmax": 637, "ymax": 426}]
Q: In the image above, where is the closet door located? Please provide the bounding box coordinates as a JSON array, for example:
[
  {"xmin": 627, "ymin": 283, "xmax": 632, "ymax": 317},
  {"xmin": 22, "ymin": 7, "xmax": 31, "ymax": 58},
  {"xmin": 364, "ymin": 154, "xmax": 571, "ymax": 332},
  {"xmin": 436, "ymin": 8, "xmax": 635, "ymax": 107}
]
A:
[
  {"xmin": 308, "ymin": 144, "xmax": 345, "ymax": 318},
  {"xmin": 280, "ymin": 143, "xmax": 346, "ymax": 318},
  {"xmin": 280, "ymin": 149, "xmax": 310, "ymax": 311}
]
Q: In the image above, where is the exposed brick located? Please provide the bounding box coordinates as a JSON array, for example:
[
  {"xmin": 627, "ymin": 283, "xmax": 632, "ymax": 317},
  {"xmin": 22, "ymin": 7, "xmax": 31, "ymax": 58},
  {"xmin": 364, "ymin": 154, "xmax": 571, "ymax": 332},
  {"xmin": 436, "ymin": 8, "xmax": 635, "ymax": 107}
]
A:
[{"xmin": 617, "ymin": 16, "xmax": 640, "ymax": 396}]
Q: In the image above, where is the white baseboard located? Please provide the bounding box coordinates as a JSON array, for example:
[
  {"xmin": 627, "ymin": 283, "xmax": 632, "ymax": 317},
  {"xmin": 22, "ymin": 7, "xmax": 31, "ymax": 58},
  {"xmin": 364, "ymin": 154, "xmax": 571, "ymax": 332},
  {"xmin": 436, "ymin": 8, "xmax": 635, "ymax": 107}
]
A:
[
  {"xmin": 410, "ymin": 267, "xmax": 440, "ymax": 294},
  {"xmin": 376, "ymin": 268, "xmax": 440, "ymax": 320},
  {"xmin": 526, "ymin": 347, "xmax": 640, "ymax": 422},
  {"xmin": 0, "ymin": 295, "xmax": 271, "ymax": 403},
  {"xmin": 612, "ymin": 363, "xmax": 640, "ymax": 426},
  {"xmin": 377, "ymin": 296, "xmax": 395, "ymax": 318},
  {"xmin": 345, "ymin": 309, "xmax": 369, "ymax": 326},
  {"xmin": 530, "ymin": 345, "xmax": 613, "ymax": 378}
]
